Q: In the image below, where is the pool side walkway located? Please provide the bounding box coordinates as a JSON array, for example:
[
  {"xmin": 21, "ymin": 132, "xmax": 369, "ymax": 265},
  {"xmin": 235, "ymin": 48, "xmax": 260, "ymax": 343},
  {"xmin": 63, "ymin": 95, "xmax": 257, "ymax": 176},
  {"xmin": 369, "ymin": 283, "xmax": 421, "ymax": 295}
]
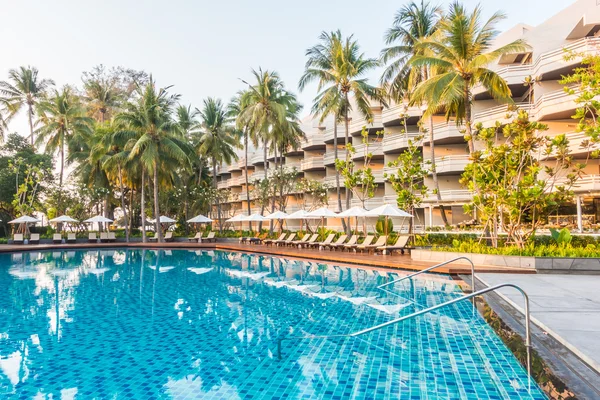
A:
[
  {"xmin": 478, "ymin": 273, "xmax": 600, "ymax": 374},
  {"xmin": 0, "ymin": 241, "xmax": 535, "ymax": 275}
]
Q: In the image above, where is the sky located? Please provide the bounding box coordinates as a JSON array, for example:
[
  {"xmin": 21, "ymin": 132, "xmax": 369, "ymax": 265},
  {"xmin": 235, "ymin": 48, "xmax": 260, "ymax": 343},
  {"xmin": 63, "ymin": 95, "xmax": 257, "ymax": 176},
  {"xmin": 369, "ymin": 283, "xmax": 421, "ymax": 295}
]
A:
[{"xmin": 1, "ymin": 0, "xmax": 575, "ymax": 136}]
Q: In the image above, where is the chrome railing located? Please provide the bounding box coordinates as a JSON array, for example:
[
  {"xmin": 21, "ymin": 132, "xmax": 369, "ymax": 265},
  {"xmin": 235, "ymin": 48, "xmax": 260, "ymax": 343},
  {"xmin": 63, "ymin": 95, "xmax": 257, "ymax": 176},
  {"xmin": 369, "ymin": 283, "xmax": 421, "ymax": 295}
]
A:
[
  {"xmin": 377, "ymin": 256, "xmax": 475, "ymax": 297},
  {"xmin": 277, "ymin": 283, "xmax": 533, "ymax": 379}
]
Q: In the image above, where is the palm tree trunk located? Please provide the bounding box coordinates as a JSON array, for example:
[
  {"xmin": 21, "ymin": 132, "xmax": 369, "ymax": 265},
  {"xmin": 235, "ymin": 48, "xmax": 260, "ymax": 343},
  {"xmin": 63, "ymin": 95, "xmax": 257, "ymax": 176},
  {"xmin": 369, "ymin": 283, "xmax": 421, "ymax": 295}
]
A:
[
  {"xmin": 333, "ymin": 118, "xmax": 347, "ymax": 232},
  {"xmin": 141, "ymin": 168, "xmax": 147, "ymax": 242},
  {"xmin": 259, "ymin": 144, "xmax": 267, "ymax": 230},
  {"xmin": 344, "ymin": 104, "xmax": 351, "ymax": 233},
  {"xmin": 118, "ymin": 164, "xmax": 129, "ymax": 242},
  {"xmin": 153, "ymin": 163, "xmax": 163, "ymax": 242},
  {"xmin": 129, "ymin": 186, "xmax": 134, "ymax": 236},
  {"xmin": 428, "ymin": 115, "xmax": 449, "ymax": 226},
  {"xmin": 464, "ymin": 83, "xmax": 475, "ymax": 154},
  {"xmin": 28, "ymin": 102, "xmax": 34, "ymax": 146},
  {"xmin": 244, "ymin": 131, "xmax": 252, "ymax": 231},
  {"xmin": 213, "ymin": 160, "xmax": 222, "ymax": 233}
]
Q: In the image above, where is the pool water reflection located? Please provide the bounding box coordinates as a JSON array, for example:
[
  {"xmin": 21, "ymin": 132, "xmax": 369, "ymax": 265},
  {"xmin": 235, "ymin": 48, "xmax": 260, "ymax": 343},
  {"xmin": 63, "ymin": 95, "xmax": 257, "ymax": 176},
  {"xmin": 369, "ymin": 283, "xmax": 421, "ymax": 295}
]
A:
[{"xmin": 0, "ymin": 249, "xmax": 546, "ymax": 399}]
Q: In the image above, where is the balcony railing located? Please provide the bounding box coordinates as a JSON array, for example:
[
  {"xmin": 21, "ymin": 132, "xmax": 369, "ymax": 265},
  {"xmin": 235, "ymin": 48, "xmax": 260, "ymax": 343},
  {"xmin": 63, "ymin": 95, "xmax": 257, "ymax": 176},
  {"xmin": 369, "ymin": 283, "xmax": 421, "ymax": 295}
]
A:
[
  {"xmin": 302, "ymin": 134, "xmax": 326, "ymax": 149},
  {"xmin": 382, "ymin": 102, "xmax": 423, "ymax": 125},
  {"xmin": 324, "ymin": 149, "xmax": 348, "ymax": 166},
  {"xmin": 323, "ymin": 125, "xmax": 346, "ymax": 144},
  {"xmin": 422, "ymin": 190, "xmax": 472, "ymax": 203},
  {"xmin": 428, "ymin": 155, "xmax": 470, "ymax": 175},
  {"xmin": 250, "ymin": 152, "xmax": 264, "ymax": 166},
  {"xmin": 301, "ymin": 157, "xmax": 325, "ymax": 171},
  {"xmin": 217, "ymin": 180, "xmax": 228, "ymax": 190},
  {"xmin": 422, "ymin": 123, "xmax": 464, "ymax": 144},
  {"xmin": 218, "ymin": 164, "xmax": 230, "ymax": 175},
  {"xmin": 383, "ymin": 133, "xmax": 421, "ymax": 153},
  {"xmin": 352, "ymin": 142, "xmax": 384, "ymax": 159}
]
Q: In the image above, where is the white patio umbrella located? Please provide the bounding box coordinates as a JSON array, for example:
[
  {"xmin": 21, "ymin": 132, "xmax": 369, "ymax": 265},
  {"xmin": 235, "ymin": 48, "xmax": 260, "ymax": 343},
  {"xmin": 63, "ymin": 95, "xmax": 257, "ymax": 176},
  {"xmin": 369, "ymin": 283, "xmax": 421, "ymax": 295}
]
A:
[
  {"xmin": 84, "ymin": 215, "xmax": 114, "ymax": 232},
  {"xmin": 187, "ymin": 214, "xmax": 213, "ymax": 223},
  {"xmin": 285, "ymin": 209, "xmax": 319, "ymax": 232},
  {"xmin": 226, "ymin": 213, "xmax": 248, "ymax": 234},
  {"xmin": 150, "ymin": 215, "xmax": 177, "ymax": 224},
  {"xmin": 306, "ymin": 207, "xmax": 339, "ymax": 235},
  {"xmin": 9, "ymin": 215, "xmax": 41, "ymax": 235},
  {"xmin": 242, "ymin": 213, "xmax": 270, "ymax": 222},
  {"xmin": 266, "ymin": 211, "xmax": 289, "ymax": 232},
  {"xmin": 49, "ymin": 215, "xmax": 79, "ymax": 223},
  {"xmin": 338, "ymin": 206, "xmax": 369, "ymax": 232},
  {"xmin": 366, "ymin": 204, "xmax": 412, "ymax": 234}
]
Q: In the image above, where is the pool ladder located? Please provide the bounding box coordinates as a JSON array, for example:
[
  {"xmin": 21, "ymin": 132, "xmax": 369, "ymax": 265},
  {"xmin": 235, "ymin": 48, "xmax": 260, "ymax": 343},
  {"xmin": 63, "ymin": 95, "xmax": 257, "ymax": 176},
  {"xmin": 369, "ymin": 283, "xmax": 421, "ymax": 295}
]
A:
[{"xmin": 276, "ymin": 257, "xmax": 533, "ymax": 379}]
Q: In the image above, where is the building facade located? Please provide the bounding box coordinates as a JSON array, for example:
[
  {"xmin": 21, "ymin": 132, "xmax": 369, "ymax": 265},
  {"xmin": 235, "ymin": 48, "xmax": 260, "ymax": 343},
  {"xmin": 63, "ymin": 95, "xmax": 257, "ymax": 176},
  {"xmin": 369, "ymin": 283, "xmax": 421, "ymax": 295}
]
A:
[{"xmin": 217, "ymin": 0, "xmax": 600, "ymax": 232}]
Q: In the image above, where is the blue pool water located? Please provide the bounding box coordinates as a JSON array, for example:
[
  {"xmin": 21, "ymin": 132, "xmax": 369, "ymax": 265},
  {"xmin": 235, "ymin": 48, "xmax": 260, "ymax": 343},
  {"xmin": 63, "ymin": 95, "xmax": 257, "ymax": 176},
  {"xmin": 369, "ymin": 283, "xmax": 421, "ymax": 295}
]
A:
[{"xmin": 0, "ymin": 249, "xmax": 546, "ymax": 399}]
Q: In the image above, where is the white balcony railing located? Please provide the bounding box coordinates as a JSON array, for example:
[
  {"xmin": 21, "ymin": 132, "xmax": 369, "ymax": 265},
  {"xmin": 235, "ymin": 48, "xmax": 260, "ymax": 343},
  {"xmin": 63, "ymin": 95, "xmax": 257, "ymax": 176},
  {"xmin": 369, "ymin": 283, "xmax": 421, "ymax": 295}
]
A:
[
  {"xmin": 428, "ymin": 155, "xmax": 470, "ymax": 175},
  {"xmin": 324, "ymin": 149, "xmax": 348, "ymax": 166},
  {"xmin": 383, "ymin": 133, "xmax": 422, "ymax": 153},
  {"xmin": 422, "ymin": 190, "xmax": 472, "ymax": 203},
  {"xmin": 301, "ymin": 157, "xmax": 325, "ymax": 171},
  {"xmin": 352, "ymin": 142, "xmax": 384, "ymax": 159},
  {"xmin": 302, "ymin": 134, "xmax": 326, "ymax": 149}
]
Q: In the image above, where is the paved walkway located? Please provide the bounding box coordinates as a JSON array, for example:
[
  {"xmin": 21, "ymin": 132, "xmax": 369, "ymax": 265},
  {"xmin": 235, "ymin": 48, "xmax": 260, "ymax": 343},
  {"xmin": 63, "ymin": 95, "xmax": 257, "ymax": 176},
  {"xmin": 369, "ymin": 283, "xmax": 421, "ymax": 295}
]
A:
[{"xmin": 478, "ymin": 273, "xmax": 600, "ymax": 372}]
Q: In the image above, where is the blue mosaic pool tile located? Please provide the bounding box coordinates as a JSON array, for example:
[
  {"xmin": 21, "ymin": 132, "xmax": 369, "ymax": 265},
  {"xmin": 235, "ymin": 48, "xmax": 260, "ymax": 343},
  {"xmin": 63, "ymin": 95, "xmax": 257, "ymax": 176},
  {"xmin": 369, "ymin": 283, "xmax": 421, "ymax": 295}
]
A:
[{"xmin": 0, "ymin": 249, "xmax": 547, "ymax": 399}]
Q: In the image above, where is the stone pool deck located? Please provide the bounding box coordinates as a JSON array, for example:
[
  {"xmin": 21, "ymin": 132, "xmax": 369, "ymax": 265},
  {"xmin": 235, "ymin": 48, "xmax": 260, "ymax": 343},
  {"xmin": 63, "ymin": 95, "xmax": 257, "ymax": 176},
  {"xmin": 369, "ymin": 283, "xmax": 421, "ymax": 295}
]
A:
[{"xmin": 478, "ymin": 273, "xmax": 600, "ymax": 374}]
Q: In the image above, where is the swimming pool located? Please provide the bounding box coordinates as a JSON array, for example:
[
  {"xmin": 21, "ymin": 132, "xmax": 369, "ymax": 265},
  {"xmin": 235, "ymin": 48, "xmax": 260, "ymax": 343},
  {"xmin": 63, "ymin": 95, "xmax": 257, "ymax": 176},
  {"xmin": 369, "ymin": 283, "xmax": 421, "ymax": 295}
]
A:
[{"xmin": 0, "ymin": 248, "xmax": 546, "ymax": 399}]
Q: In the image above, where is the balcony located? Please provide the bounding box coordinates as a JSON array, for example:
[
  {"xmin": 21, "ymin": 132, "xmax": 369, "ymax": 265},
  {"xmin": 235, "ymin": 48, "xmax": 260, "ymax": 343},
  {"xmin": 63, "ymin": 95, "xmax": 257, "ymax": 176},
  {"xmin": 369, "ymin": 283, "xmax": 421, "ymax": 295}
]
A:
[
  {"xmin": 422, "ymin": 123, "xmax": 464, "ymax": 145},
  {"xmin": 302, "ymin": 134, "xmax": 326, "ymax": 150},
  {"xmin": 284, "ymin": 161, "xmax": 301, "ymax": 170},
  {"xmin": 422, "ymin": 190, "xmax": 472, "ymax": 203},
  {"xmin": 383, "ymin": 133, "xmax": 422, "ymax": 153},
  {"xmin": 323, "ymin": 125, "xmax": 347, "ymax": 144},
  {"xmin": 217, "ymin": 164, "xmax": 231, "ymax": 175},
  {"xmin": 382, "ymin": 102, "xmax": 423, "ymax": 126},
  {"xmin": 428, "ymin": 155, "xmax": 470, "ymax": 175},
  {"xmin": 250, "ymin": 152, "xmax": 264, "ymax": 166},
  {"xmin": 251, "ymin": 171, "xmax": 265, "ymax": 182},
  {"xmin": 351, "ymin": 197, "xmax": 385, "ymax": 209},
  {"xmin": 301, "ymin": 156, "xmax": 325, "ymax": 171},
  {"xmin": 324, "ymin": 149, "xmax": 348, "ymax": 166},
  {"xmin": 323, "ymin": 175, "xmax": 339, "ymax": 187},
  {"xmin": 473, "ymin": 103, "xmax": 532, "ymax": 127},
  {"xmin": 229, "ymin": 176, "xmax": 243, "ymax": 187},
  {"xmin": 348, "ymin": 114, "xmax": 383, "ymax": 136},
  {"xmin": 565, "ymin": 175, "xmax": 600, "ymax": 194},
  {"xmin": 352, "ymin": 142, "xmax": 384, "ymax": 160},
  {"xmin": 217, "ymin": 180, "xmax": 228, "ymax": 190},
  {"xmin": 474, "ymin": 37, "xmax": 600, "ymax": 95}
]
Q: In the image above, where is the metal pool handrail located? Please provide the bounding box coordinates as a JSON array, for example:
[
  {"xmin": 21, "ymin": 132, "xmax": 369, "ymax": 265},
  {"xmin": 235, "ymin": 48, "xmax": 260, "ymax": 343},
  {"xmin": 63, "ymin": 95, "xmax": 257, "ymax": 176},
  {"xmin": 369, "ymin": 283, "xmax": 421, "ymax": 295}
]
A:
[
  {"xmin": 277, "ymin": 283, "xmax": 533, "ymax": 379},
  {"xmin": 377, "ymin": 256, "xmax": 476, "ymax": 294}
]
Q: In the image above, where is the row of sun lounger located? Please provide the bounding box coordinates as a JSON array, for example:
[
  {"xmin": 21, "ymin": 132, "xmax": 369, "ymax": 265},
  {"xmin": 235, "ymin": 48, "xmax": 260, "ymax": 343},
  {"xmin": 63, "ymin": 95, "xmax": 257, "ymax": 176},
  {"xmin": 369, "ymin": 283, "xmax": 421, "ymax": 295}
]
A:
[
  {"xmin": 12, "ymin": 232, "xmax": 118, "ymax": 245},
  {"xmin": 250, "ymin": 232, "xmax": 411, "ymax": 254}
]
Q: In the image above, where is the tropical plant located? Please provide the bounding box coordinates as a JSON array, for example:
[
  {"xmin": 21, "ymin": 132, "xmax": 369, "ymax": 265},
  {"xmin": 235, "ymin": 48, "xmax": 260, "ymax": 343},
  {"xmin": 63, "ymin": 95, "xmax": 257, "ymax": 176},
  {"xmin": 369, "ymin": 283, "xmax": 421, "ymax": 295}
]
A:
[
  {"xmin": 0, "ymin": 66, "xmax": 54, "ymax": 144},
  {"xmin": 410, "ymin": 2, "xmax": 529, "ymax": 153},
  {"xmin": 461, "ymin": 111, "xmax": 582, "ymax": 247},
  {"xmin": 229, "ymin": 92, "xmax": 253, "ymax": 219},
  {"xmin": 381, "ymin": 1, "xmax": 449, "ymax": 225},
  {"xmin": 36, "ymin": 86, "xmax": 93, "ymax": 190},
  {"xmin": 299, "ymin": 30, "xmax": 386, "ymax": 218},
  {"xmin": 117, "ymin": 79, "xmax": 190, "ymax": 242},
  {"xmin": 196, "ymin": 97, "xmax": 240, "ymax": 231}
]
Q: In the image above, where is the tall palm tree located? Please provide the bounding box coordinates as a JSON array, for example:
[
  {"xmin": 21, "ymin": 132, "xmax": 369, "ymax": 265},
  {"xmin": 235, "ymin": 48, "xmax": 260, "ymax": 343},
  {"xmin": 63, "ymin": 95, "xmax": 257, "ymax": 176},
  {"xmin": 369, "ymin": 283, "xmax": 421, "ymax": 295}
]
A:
[
  {"xmin": 117, "ymin": 79, "xmax": 190, "ymax": 242},
  {"xmin": 239, "ymin": 69, "xmax": 297, "ymax": 177},
  {"xmin": 36, "ymin": 87, "xmax": 93, "ymax": 189},
  {"xmin": 381, "ymin": 1, "xmax": 449, "ymax": 225},
  {"xmin": 411, "ymin": 2, "xmax": 529, "ymax": 153},
  {"xmin": 0, "ymin": 66, "xmax": 54, "ymax": 145},
  {"xmin": 196, "ymin": 97, "xmax": 240, "ymax": 231},
  {"xmin": 299, "ymin": 30, "xmax": 386, "ymax": 216},
  {"xmin": 83, "ymin": 78, "xmax": 122, "ymax": 123}
]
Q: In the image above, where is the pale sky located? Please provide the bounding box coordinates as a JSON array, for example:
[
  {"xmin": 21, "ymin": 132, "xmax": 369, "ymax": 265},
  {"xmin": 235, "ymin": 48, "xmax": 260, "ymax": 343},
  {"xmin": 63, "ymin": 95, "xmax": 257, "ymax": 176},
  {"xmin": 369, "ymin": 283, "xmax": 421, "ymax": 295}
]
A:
[{"xmin": 2, "ymin": 0, "xmax": 574, "ymax": 136}]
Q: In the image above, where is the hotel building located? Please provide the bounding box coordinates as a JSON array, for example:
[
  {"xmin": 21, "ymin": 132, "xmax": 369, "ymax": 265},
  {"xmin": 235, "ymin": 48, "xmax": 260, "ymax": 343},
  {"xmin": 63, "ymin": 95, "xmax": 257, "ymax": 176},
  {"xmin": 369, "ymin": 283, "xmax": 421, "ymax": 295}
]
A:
[{"xmin": 216, "ymin": 0, "xmax": 600, "ymax": 232}]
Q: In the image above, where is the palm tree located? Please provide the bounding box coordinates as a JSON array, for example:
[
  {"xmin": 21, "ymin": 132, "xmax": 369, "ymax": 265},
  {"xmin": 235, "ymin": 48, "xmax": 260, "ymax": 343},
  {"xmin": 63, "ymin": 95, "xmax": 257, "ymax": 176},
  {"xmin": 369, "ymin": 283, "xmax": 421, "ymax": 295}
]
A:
[
  {"xmin": 196, "ymin": 97, "xmax": 240, "ymax": 231},
  {"xmin": 239, "ymin": 69, "xmax": 297, "ymax": 176},
  {"xmin": 117, "ymin": 79, "xmax": 190, "ymax": 242},
  {"xmin": 83, "ymin": 77, "xmax": 122, "ymax": 123},
  {"xmin": 36, "ymin": 87, "xmax": 93, "ymax": 189},
  {"xmin": 0, "ymin": 66, "xmax": 54, "ymax": 145},
  {"xmin": 381, "ymin": 1, "xmax": 450, "ymax": 225},
  {"xmin": 299, "ymin": 30, "xmax": 386, "ymax": 216},
  {"xmin": 411, "ymin": 2, "xmax": 529, "ymax": 153}
]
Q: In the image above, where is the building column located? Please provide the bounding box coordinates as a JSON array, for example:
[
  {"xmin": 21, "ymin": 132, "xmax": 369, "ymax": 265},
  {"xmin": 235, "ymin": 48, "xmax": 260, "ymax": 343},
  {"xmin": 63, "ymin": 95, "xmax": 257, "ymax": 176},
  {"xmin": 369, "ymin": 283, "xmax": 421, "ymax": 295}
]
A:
[
  {"xmin": 428, "ymin": 206, "xmax": 434, "ymax": 228},
  {"xmin": 577, "ymin": 196, "xmax": 583, "ymax": 233}
]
